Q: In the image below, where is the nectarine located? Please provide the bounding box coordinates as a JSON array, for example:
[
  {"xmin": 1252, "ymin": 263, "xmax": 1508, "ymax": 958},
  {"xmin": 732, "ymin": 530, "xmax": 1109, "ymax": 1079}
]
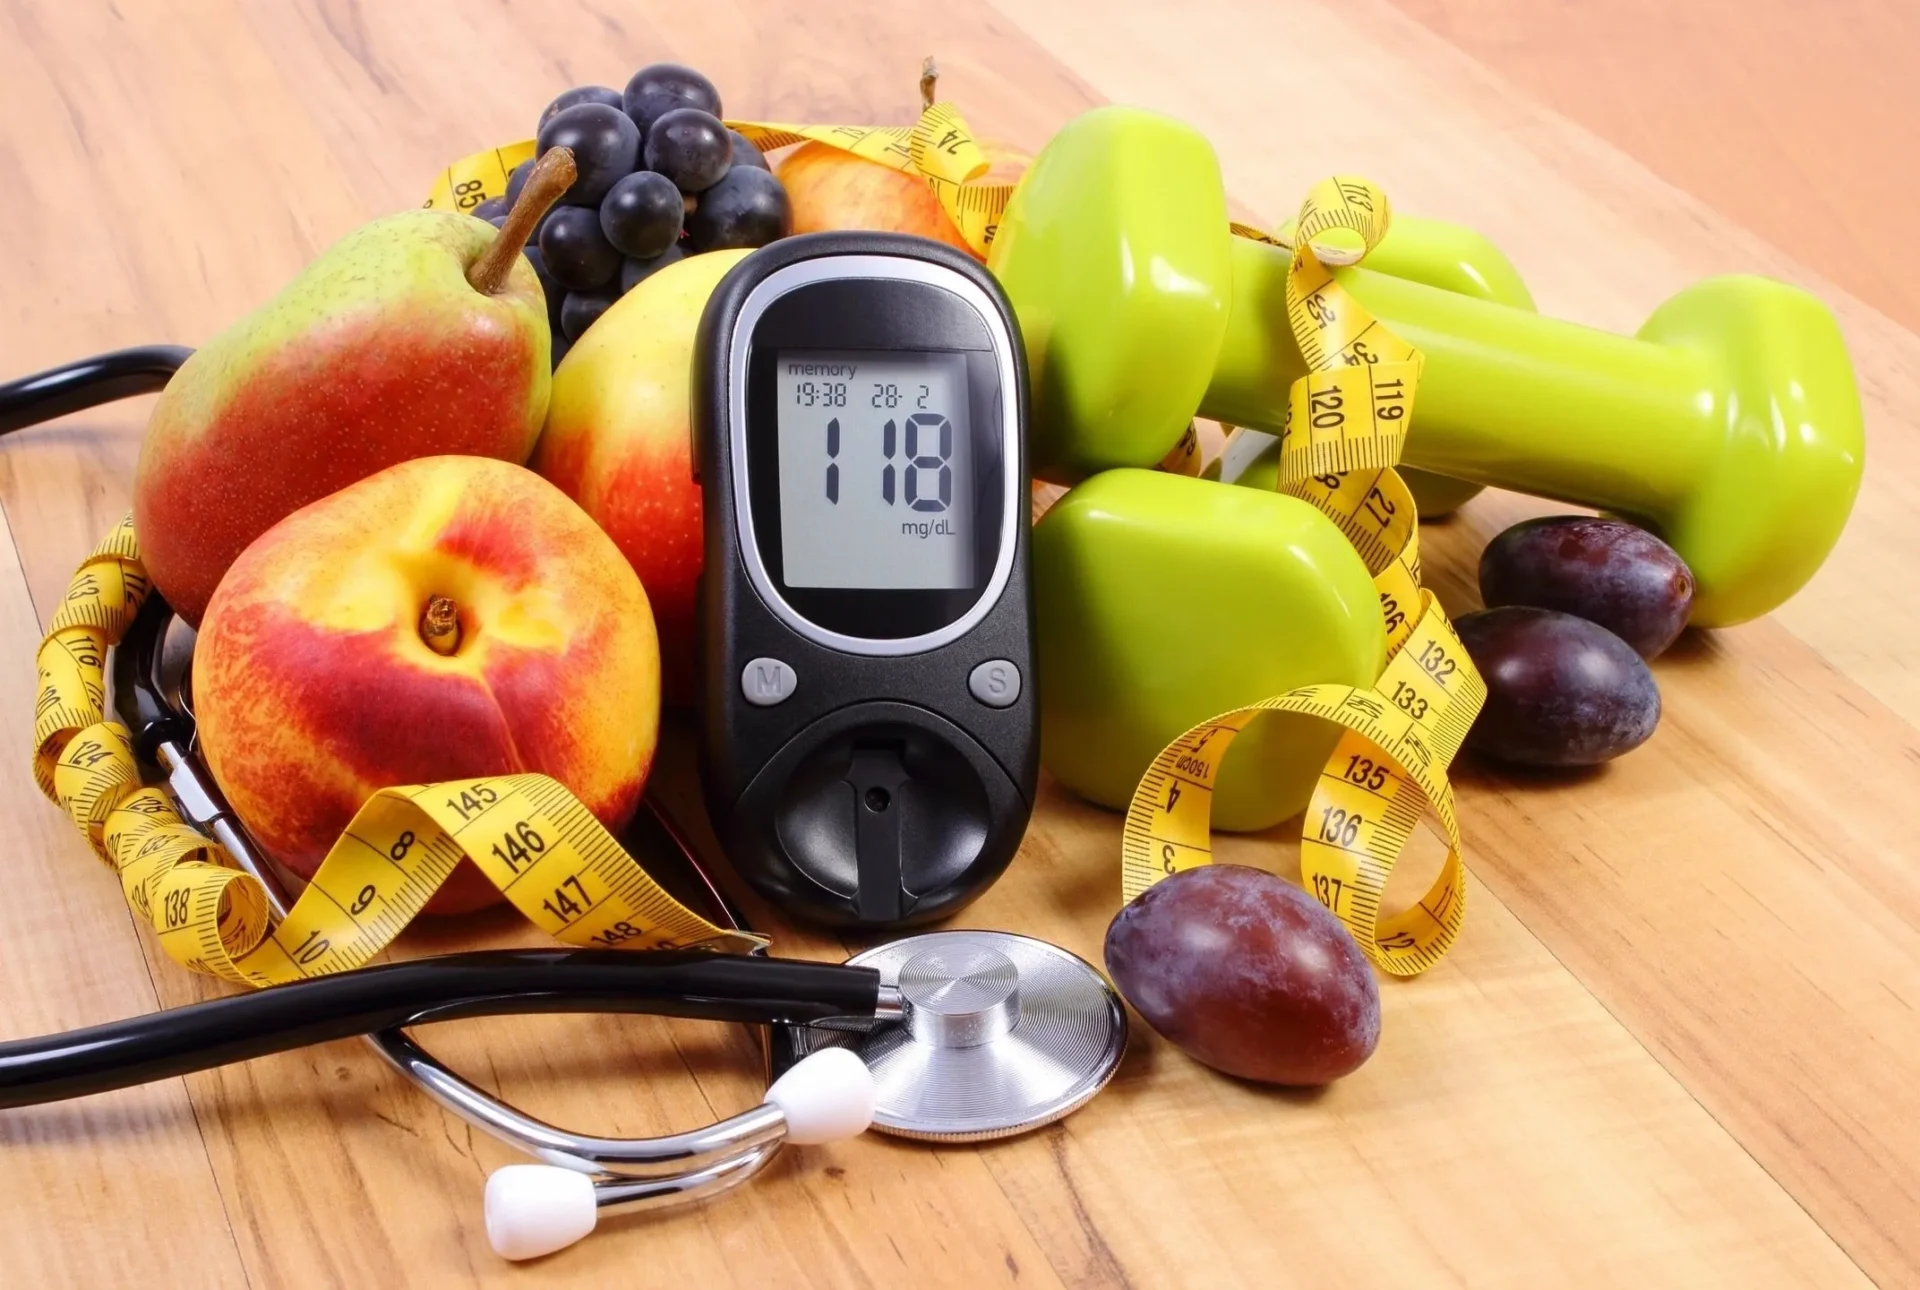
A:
[
  {"xmin": 194, "ymin": 455, "xmax": 660, "ymax": 915},
  {"xmin": 775, "ymin": 141, "xmax": 1030, "ymax": 262}
]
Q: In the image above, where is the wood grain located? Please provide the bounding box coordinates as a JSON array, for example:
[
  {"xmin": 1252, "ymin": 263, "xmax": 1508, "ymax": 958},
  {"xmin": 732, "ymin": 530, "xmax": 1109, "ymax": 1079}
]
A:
[
  {"xmin": 0, "ymin": 0, "xmax": 1914, "ymax": 1286},
  {"xmin": 0, "ymin": 504, "xmax": 248, "ymax": 1287},
  {"xmin": 991, "ymin": 0, "xmax": 1920, "ymax": 1281}
]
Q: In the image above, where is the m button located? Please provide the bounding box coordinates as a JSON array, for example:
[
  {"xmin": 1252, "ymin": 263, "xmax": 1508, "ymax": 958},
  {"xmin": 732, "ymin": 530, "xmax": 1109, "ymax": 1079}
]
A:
[{"xmin": 741, "ymin": 657, "xmax": 797, "ymax": 707}]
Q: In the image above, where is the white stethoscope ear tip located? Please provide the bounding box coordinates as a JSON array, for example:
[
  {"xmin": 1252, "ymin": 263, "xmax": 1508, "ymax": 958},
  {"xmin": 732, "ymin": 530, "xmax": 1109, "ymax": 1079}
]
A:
[
  {"xmin": 485, "ymin": 1164, "xmax": 598, "ymax": 1261},
  {"xmin": 764, "ymin": 1046, "xmax": 878, "ymax": 1145},
  {"xmin": 482, "ymin": 1049, "xmax": 873, "ymax": 1259}
]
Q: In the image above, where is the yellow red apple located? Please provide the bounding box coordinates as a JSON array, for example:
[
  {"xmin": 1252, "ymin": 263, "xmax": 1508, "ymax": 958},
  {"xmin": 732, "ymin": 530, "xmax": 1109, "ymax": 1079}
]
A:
[
  {"xmin": 774, "ymin": 141, "xmax": 1030, "ymax": 261},
  {"xmin": 194, "ymin": 454, "xmax": 659, "ymax": 915},
  {"xmin": 534, "ymin": 248, "xmax": 750, "ymax": 706}
]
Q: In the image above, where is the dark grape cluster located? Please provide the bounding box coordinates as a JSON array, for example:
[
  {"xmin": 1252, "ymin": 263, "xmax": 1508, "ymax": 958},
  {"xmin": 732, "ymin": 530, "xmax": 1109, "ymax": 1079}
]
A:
[{"xmin": 501, "ymin": 63, "xmax": 793, "ymax": 365}]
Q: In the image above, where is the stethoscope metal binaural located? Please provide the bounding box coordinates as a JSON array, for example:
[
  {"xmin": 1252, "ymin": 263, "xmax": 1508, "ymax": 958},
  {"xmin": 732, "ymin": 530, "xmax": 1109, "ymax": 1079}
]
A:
[{"xmin": 0, "ymin": 349, "xmax": 1128, "ymax": 1261}]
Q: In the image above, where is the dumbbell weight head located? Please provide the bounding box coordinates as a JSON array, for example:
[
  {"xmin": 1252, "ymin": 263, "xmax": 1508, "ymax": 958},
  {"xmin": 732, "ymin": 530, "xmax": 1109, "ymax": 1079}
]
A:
[
  {"xmin": 990, "ymin": 107, "xmax": 1232, "ymax": 482},
  {"xmin": 993, "ymin": 106, "xmax": 1865, "ymax": 625},
  {"xmin": 1336, "ymin": 267, "xmax": 1863, "ymax": 626},
  {"xmin": 1032, "ymin": 469, "xmax": 1384, "ymax": 831}
]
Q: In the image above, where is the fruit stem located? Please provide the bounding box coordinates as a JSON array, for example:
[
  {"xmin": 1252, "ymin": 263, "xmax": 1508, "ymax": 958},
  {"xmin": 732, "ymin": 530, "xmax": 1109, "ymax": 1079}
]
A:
[
  {"xmin": 466, "ymin": 147, "xmax": 577, "ymax": 296},
  {"xmin": 921, "ymin": 56, "xmax": 938, "ymax": 110},
  {"xmin": 420, "ymin": 596, "xmax": 462, "ymax": 655}
]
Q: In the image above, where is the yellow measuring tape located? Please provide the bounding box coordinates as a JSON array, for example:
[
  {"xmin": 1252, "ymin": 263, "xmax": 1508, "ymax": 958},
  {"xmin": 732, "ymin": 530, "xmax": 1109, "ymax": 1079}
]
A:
[
  {"xmin": 424, "ymin": 102, "xmax": 1011, "ymax": 255},
  {"xmin": 1121, "ymin": 178, "xmax": 1484, "ymax": 977},
  {"xmin": 32, "ymin": 518, "xmax": 762, "ymax": 988},
  {"xmin": 431, "ymin": 129, "xmax": 1483, "ymax": 976}
]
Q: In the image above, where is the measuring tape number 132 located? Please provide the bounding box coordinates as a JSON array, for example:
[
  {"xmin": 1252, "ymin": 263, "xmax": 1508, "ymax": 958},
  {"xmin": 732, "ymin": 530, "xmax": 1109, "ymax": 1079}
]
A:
[{"xmin": 1122, "ymin": 177, "xmax": 1486, "ymax": 978}]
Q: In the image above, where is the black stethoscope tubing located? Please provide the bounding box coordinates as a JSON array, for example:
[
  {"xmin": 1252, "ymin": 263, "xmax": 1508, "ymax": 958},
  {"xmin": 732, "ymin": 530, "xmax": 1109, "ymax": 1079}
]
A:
[{"xmin": 0, "ymin": 949, "xmax": 881, "ymax": 1110}]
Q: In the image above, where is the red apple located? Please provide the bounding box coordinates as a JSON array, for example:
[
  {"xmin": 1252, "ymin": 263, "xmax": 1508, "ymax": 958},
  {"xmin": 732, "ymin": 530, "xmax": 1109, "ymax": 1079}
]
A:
[
  {"xmin": 534, "ymin": 248, "xmax": 751, "ymax": 706},
  {"xmin": 194, "ymin": 455, "xmax": 660, "ymax": 915}
]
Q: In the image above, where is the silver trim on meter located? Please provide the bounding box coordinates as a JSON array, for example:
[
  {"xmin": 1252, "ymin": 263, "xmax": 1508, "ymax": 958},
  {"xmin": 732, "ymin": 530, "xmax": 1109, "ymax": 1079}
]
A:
[{"xmin": 726, "ymin": 255, "xmax": 1023, "ymax": 658}]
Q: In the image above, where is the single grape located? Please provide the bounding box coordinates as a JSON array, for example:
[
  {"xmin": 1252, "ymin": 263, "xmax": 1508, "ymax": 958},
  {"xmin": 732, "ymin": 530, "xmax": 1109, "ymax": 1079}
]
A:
[
  {"xmin": 599, "ymin": 170, "xmax": 683, "ymax": 259},
  {"xmin": 685, "ymin": 166, "xmax": 792, "ymax": 251},
  {"xmin": 484, "ymin": 214, "xmax": 509, "ymax": 235},
  {"xmin": 471, "ymin": 195, "xmax": 509, "ymax": 221},
  {"xmin": 1105, "ymin": 864, "xmax": 1379, "ymax": 1085},
  {"xmin": 522, "ymin": 243, "xmax": 553, "ymax": 289},
  {"xmin": 538, "ymin": 84, "xmax": 624, "ymax": 130},
  {"xmin": 1479, "ymin": 516, "xmax": 1694, "ymax": 659},
  {"xmin": 560, "ymin": 287, "xmax": 619, "ymax": 342},
  {"xmin": 505, "ymin": 158, "xmax": 535, "ymax": 207},
  {"xmin": 538, "ymin": 206, "xmax": 623, "ymax": 290},
  {"xmin": 536, "ymin": 102, "xmax": 641, "ymax": 206},
  {"xmin": 1455, "ymin": 606, "xmax": 1661, "ymax": 767},
  {"xmin": 522, "ymin": 245, "xmax": 562, "ymax": 326},
  {"xmin": 620, "ymin": 243, "xmax": 686, "ymax": 294},
  {"xmin": 645, "ymin": 109, "xmax": 732, "ymax": 193},
  {"xmin": 623, "ymin": 62, "xmax": 722, "ymax": 137},
  {"xmin": 728, "ymin": 130, "xmax": 769, "ymax": 170}
]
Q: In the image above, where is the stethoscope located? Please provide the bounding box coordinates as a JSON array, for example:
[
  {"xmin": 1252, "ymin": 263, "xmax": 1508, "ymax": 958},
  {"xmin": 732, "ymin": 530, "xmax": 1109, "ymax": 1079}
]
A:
[{"xmin": 0, "ymin": 349, "xmax": 1129, "ymax": 1260}]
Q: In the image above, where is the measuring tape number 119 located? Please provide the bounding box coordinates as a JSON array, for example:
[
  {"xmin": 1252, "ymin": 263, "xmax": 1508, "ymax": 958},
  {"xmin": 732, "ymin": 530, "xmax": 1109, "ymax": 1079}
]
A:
[
  {"xmin": 430, "ymin": 123, "xmax": 1480, "ymax": 972},
  {"xmin": 1123, "ymin": 178, "xmax": 1486, "ymax": 978}
]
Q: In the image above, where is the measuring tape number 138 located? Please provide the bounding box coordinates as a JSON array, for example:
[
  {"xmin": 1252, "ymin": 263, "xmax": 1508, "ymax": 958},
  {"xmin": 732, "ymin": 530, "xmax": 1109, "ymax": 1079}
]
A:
[{"xmin": 1122, "ymin": 177, "xmax": 1486, "ymax": 978}]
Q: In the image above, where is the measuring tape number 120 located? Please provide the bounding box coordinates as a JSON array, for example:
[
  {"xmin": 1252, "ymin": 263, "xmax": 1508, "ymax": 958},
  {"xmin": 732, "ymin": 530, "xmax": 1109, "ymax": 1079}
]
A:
[{"xmin": 1122, "ymin": 177, "xmax": 1485, "ymax": 978}]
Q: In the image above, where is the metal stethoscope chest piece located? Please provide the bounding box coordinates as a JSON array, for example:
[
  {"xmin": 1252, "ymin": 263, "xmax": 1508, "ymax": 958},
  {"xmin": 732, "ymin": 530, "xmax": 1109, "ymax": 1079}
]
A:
[
  {"xmin": 792, "ymin": 931, "xmax": 1128, "ymax": 1141},
  {"xmin": 489, "ymin": 930, "xmax": 1126, "ymax": 1259}
]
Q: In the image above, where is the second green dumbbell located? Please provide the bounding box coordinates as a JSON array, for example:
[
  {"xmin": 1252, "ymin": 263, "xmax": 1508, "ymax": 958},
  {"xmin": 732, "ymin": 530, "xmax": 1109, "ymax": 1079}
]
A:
[{"xmin": 992, "ymin": 106, "xmax": 1864, "ymax": 626}]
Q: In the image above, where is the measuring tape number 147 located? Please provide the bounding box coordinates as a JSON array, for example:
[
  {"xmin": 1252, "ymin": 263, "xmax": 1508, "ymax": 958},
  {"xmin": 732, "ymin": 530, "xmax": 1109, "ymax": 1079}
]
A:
[
  {"xmin": 1123, "ymin": 177, "xmax": 1485, "ymax": 978},
  {"xmin": 33, "ymin": 518, "xmax": 761, "ymax": 990}
]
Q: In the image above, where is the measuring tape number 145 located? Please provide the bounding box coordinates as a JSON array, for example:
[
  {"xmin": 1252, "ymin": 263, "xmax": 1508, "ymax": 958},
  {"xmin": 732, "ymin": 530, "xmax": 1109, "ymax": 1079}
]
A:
[{"xmin": 33, "ymin": 518, "xmax": 761, "ymax": 990}]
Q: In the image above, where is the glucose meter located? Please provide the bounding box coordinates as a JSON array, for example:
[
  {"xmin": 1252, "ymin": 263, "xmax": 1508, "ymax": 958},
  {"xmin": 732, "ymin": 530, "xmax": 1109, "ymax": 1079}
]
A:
[{"xmin": 693, "ymin": 232, "xmax": 1036, "ymax": 928}]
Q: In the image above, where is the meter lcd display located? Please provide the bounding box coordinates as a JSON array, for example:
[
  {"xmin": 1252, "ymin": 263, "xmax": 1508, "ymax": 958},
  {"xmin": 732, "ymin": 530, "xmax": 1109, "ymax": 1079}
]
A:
[{"xmin": 775, "ymin": 349, "xmax": 976, "ymax": 590}]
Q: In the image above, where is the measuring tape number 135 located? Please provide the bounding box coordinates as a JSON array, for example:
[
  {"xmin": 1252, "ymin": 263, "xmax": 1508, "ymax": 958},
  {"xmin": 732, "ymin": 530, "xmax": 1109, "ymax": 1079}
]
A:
[{"xmin": 1122, "ymin": 177, "xmax": 1486, "ymax": 978}]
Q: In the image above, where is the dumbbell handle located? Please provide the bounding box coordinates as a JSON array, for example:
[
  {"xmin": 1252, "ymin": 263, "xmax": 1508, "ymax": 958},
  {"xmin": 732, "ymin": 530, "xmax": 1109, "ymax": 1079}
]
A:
[
  {"xmin": 1201, "ymin": 236, "xmax": 1862, "ymax": 625},
  {"xmin": 1206, "ymin": 238, "xmax": 1711, "ymax": 512}
]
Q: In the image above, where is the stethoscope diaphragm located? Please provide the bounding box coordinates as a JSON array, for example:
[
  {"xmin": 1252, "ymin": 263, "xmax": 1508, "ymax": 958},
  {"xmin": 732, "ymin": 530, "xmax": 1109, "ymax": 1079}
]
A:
[{"xmin": 790, "ymin": 929, "xmax": 1127, "ymax": 1142}]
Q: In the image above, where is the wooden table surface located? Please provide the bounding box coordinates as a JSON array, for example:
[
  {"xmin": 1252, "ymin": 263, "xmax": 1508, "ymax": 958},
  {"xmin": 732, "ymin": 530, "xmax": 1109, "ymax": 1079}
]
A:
[{"xmin": 3, "ymin": 2, "xmax": 1916, "ymax": 1286}]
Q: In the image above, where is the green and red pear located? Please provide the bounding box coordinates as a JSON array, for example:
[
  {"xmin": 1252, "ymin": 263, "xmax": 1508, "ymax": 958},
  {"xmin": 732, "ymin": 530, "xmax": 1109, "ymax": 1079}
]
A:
[{"xmin": 132, "ymin": 150, "xmax": 578, "ymax": 623}]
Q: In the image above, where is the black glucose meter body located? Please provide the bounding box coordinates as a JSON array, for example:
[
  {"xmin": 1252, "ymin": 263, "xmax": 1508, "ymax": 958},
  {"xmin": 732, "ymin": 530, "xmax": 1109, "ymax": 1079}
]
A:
[{"xmin": 692, "ymin": 232, "xmax": 1036, "ymax": 929}]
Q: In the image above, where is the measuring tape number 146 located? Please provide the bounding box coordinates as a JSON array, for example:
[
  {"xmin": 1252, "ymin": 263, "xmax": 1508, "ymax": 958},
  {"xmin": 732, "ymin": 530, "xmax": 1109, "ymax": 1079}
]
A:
[
  {"xmin": 1123, "ymin": 177, "xmax": 1486, "ymax": 978},
  {"xmin": 33, "ymin": 518, "xmax": 761, "ymax": 990}
]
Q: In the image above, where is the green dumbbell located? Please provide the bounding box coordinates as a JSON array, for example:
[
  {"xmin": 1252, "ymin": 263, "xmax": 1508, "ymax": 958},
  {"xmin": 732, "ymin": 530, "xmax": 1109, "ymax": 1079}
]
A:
[{"xmin": 992, "ymin": 106, "xmax": 1865, "ymax": 626}]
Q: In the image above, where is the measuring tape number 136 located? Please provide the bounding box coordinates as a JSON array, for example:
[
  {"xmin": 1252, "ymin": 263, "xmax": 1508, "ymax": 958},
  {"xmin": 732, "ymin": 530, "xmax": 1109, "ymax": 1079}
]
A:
[{"xmin": 1122, "ymin": 177, "xmax": 1486, "ymax": 978}]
